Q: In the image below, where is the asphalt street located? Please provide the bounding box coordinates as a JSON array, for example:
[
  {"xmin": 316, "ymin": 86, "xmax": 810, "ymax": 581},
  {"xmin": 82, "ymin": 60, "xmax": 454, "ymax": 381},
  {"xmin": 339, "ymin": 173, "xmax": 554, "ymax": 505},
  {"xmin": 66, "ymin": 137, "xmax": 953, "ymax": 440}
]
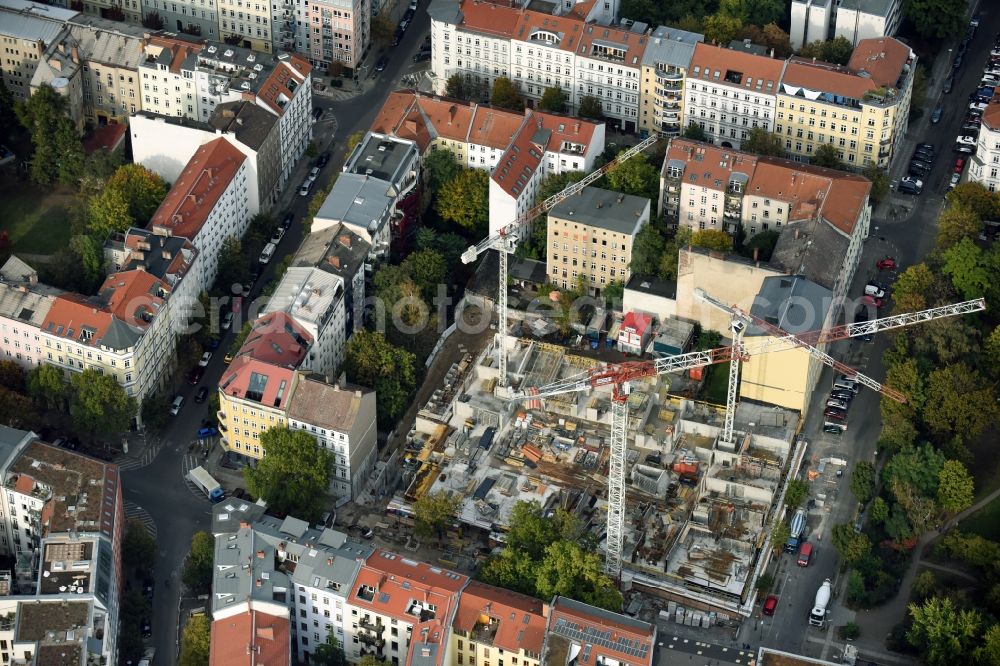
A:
[
  {"xmin": 124, "ymin": 4, "xmax": 438, "ymax": 658},
  {"xmin": 749, "ymin": 4, "xmax": 1000, "ymax": 661}
]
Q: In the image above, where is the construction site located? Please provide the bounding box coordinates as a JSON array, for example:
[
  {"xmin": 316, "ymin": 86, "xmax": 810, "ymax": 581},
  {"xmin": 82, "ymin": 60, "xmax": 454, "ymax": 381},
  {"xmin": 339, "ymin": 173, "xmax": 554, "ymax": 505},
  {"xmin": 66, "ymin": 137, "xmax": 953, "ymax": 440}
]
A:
[{"xmin": 391, "ymin": 334, "xmax": 805, "ymax": 619}]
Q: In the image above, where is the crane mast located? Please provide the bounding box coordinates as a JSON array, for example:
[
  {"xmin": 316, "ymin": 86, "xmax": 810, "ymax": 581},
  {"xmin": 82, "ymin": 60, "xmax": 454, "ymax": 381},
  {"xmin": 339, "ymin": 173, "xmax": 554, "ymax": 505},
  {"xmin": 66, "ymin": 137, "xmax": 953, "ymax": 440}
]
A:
[
  {"xmin": 461, "ymin": 134, "xmax": 661, "ymax": 393},
  {"xmin": 511, "ymin": 296, "xmax": 985, "ymax": 578}
]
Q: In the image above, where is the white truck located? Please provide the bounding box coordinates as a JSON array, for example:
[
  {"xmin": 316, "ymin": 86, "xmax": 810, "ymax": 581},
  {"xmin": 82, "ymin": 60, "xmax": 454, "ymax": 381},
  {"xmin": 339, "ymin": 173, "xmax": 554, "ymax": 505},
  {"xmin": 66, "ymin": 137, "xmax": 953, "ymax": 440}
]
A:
[
  {"xmin": 809, "ymin": 578, "xmax": 832, "ymax": 626},
  {"xmin": 187, "ymin": 466, "xmax": 224, "ymax": 502}
]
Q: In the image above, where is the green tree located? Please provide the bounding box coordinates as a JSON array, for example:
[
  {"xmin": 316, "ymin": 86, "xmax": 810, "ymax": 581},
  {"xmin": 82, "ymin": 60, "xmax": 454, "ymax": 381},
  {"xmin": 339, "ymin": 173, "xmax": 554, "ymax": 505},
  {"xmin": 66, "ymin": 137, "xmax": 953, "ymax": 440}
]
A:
[
  {"xmin": 534, "ymin": 540, "xmax": 623, "ymax": 611},
  {"xmin": 799, "ymin": 37, "xmax": 854, "ymax": 65},
  {"xmin": 947, "ymin": 182, "xmax": 999, "ymax": 220},
  {"xmin": 659, "ymin": 227, "xmax": 692, "ymax": 280},
  {"xmin": 760, "ymin": 23, "xmax": 792, "ymax": 58},
  {"xmin": 244, "ymin": 427, "xmax": 331, "ymax": 522},
  {"xmin": 106, "ymin": 164, "xmax": 168, "ymax": 224},
  {"xmin": 883, "ymin": 443, "xmax": 945, "ymax": 498},
  {"xmin": 682, "ymin": 122, "xmax": 708, "ymax": 141},
  {"xmin": 0, "ymin": 82, "xmax": 17, "ymax": 139},
  {"xmin": 422, "ymin": 148, "xmax": 463, "ymax": 192},
  {"xmin": 604, "ymin": 155, "xmax": 659, "ymax": 201},
  {"xmin": 478, "ymin": 546, "xmax": 537, "ymax": 595},
  {"xmin": 15, "ymin": 83, "xmax": 84, "ymax": 186},
  {"xmin": 831, "ymin": 523, "xmax": 871, "ymax": 565},
  {"xmin": 69, "ymin": 235, "xmax": 105, "ymax": 293},
  {"xmin": 937, "ymin": 205, "xmax": 983, "ymax": 250},
  {"xmin": 140, "ymin": 392, "xmax": 172, "ymax": 433},
  {"xmin": 923, "ymin": 363, "xmax": 997, "ymax": 439},
  {"xmin": 414, "ymin": 228, "xmax": 470, "ymax": 272},
  {"xmin": 976, "ymin": 625, "xmax": 1000, "ymax": 666},
  {"xmin": 87, "ymin": 186, "xmax": 132, "ymax": 239},
  {"xmin": 539, "ymin": 86, "xmax": 567, "ymax": 113},
  {"xmin": 942, "ymin": 237, "xmax": 991, "ymax": 299},
  {"xmin": 740, "ymin": 228, "xmax": 779, "ymax": 261},
  {"xmin": 181, "ymin": 531, "xmax": 215, "ymax": 594},
  {"xmin": 490, "ymin": 77, "xmax": 525, "ymax": 112},
  {"xmin": 0, "ymin": 387, "xmax": 39, "ymax": 430},
  {"xmin": 986, "ymin": 325, "xmax": 1000, "ymax": 377},
  {"xmin": 123, "ymin": 519, "xmax": 156, "ymax": 574},
  {"xmin": 69, "ymin": 369, "xmax": 137, "ymax": 438},
  {"xmin": 850, "ymin": 461, "xmax": 876, "ymax": 502},
  {"xmin": 862, "ymin": 165, "xmax": 890, "ymax": 203},
  {"xmin": 312, "ymin": 633, "xmax": 348, "ymax": 666},
  {"xmin": 703, "ymin": 13, "xmax": 742, "ymax": 45},
  {"xmin": 890, "ymin": 263, "xmax": 935, "ymax": 314},
  {"xmin": 401, "ymin": 248, "xmax": 447, "ymax": 301},
  {"xmin": 937, "ymin": 460, "xmax": 974, "ymax": 514},
  {"xmin": 80, "ymin": 148, "xmax": 124, "ymax": 195},
  {"xmin": 26, "ymin": 364, "xmax": 68, "ymax": 412},
  {"xmin": 810, "ymin": 144, "xmax": 845, "ymax": 170},
  {"xmin": 784, "ymin": 479, "xmax": 809, "ymax": 508},
  {"xmin": 445, "ymin": 74, "xmax": 467, "ymax": 100},
  {"xmin": 413, "ymin": 491, "xmax": 461, "ymax": 542},
  {"xmin": 178, "ymin": 614, "xmax": 211, "ymax": 666},
  {"xmin": 913, "ymin": 570, "xmax": 937, "ymax": 600},
  {"xmin": 358, "ymin": 657, "xmax": 392, "ymax": 666},
  {"xmin": 720, "ymin": 0, "xmax": 784, "ymax": 26},
  {"xmin": 907, "ymin": 596, "xmax": 982, "ymax": 665},
  {"xmin": 436, "ymin": 168, "xmax": 489, "ymax": 235},
  {"xmin": 771, "ymin": 521, "xmax": 790, "ymax": 551},
  {"xmin": 691, "ymin": 229, "xmax": 733, "ymax": 252},
  {"xmin": 884, "ymin": 501, "xmax": 914, "ymax": 541},
  {"xmin": 344, "ymin": 331, "xmax": 417, "ymax": 429},
  {"xmin": 870, "ymin": 496, "xmax": 889, "ymax": 524},
  {"xmin": 603, "ymin": 280, "xmax": 624, "ymax": 308},
  {"xmin": 504, "ymin": 501, "xmax": 580, "ymax": 559},
  {"xmin": 215, "ymin": 236, "xmax": 249, "ymax": 293},
  {"xmin": 371, "ymin": 13, "xmax": 394, "ymax": 45},
  {"xmin": 903, "ymin": 0, "xmax": 965, "ymax": 41},
  {"xmin": 578, "ymin": 95, "xmax": 605, "ymax": 120},
  {"xmin": 741, "ymin": 128, "xmax": 786, "ymax": 157},
  {"xmin": 629, "ymin": 224, "xmax": 666, "ymax": 276},
  {"xmin": 0, "ymin": 360, "xmax": 25, "ymax": 394}
]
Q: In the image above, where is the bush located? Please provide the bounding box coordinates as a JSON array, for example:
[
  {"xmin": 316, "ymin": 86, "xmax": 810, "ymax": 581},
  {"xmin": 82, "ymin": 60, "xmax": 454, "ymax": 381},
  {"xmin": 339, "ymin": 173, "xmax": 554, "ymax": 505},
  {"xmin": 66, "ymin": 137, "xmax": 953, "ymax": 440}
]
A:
[{"xmin": 839, "ymin": 622, "xmax": 861, "ymax": 640}]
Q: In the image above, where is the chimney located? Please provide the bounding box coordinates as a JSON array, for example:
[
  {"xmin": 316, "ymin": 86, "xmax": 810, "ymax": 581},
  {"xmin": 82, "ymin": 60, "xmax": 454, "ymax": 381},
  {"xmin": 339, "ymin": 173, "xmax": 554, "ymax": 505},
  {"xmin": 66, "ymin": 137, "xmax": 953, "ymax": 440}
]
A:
[
  {"xmin": 240, "ymin": 521, "xmax": 250, "ymax": 528},
  {"xmin": 71, "ymin": 46, "xmax": 79, "ymax": 64},
  {"xmin": 256, "ymin": 550, "xmax": 265, "ymax": 559},
  {"xmin": 794, "ymin": 228, "xmax": 800, "ymax": 240},
  {"xmin": 256, "ymin": 578, "xmax": 262, "ymax": 587}
]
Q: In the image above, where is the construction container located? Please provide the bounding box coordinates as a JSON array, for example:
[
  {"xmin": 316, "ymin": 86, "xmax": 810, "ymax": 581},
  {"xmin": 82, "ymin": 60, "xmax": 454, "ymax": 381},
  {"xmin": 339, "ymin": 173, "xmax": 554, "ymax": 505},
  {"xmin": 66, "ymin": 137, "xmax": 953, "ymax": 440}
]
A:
[
  {"xmin": 672, "ymin": 460, "xmax": 699, "ymax": 476},
  {"xmin": 689, "ymin": 366, "xmax": 704, "ymax": 380}
]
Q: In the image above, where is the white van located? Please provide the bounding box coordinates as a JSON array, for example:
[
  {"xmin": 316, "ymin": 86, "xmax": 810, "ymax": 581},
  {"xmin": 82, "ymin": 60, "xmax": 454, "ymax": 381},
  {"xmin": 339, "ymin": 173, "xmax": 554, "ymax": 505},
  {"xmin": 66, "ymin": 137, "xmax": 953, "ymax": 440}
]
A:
[
  {"xmin": 834, "ymin": 379, "xmax": 859, "ymax": 394},
  {"xmin": 170, "ymin": 395, "xmax": 184, "ymax": 416},
  {"xmin": 259, "ymin": 242, "xmax": 276, "ymax": 264}
]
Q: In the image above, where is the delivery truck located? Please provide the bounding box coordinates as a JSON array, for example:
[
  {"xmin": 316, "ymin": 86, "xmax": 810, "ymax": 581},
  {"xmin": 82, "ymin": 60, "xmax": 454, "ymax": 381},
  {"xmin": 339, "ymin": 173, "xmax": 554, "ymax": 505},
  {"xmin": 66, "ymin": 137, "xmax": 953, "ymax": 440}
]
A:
[
  {"xmin": 808, "ymin": 579, "xmax": 832, "ymax": 627},
  {"xmin": 187, "ymin": 466, "xmax": 224, "ymax": 502}
]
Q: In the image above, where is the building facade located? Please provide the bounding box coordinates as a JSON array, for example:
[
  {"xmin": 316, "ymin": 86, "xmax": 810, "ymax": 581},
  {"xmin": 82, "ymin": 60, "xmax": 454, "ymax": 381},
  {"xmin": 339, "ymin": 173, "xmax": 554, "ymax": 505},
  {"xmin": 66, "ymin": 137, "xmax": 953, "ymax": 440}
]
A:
[
  {"xmin": 0, "ymin": 257, "xmax": 62, "ymax": 369},
  {"xmin": 144, "ymin": 0, "xmax": 218, "ymax": 38},
  {"xmin": 137, "ymin": 33, "xmax": 203, "ymax": 118},
  {"xmin": 216, "ymin": 0, "xmax": 273, "ymax": 52},
  {"xmin": 971, "ymin": 98, "xmax": 1000, "ymax": 191},
  {"xmin": 790, "ymin": 0, "xmax": 902, "ymax": 50},
  {"xmin": 638, "ymin": 26, "xmax": 701, "ymax": 136},
  {"xmin": 296, "ymin": 0, "xmax": 369, "ymax": 71},
  {"xmin": 286, "ymin": 377, "xmax": 377, "ymax": 500},
  {"xmin": 0, "ymin": 0, "xmax": 77, "ymax": 102},
  {"xmin": 684, "ymin": 42, "xmax": 784, "ymax": 150},
  {"xmin": 546, "ymin": 186, "xmax": 651, "ymax": 295}
]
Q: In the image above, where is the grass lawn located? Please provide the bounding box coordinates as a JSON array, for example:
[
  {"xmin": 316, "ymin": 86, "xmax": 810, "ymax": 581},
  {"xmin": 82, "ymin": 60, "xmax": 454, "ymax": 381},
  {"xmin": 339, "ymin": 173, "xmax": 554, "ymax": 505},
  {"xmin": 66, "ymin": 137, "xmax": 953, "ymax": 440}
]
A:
[
  {"xmin": 698, "ymin": 362, "xmax": 731, "ymax": 405},
  {"xmin": 0, "ymin": 177, "xmax": 76, "ymax": 255},
  {"xmin": 958, "ymin": 494, "xmax": 1000, "ymax": 541}
]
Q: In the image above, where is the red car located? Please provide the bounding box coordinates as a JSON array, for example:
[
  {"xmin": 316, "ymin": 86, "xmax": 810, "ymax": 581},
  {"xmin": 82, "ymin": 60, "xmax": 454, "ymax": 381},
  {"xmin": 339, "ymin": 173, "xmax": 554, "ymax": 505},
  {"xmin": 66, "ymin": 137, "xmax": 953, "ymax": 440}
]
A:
[
  {"xmin": 763, "ymin": 595, "xmax": 778, "ymax": 616},
  {"xmin": 824, "ymin": 407, "xmax": 848, "ymax": 421},
  {"xmin": 876, "ymin": 256, "xmax": 896, "ymax": 271},
  {"xmin": 955, "ymin": 157, "xmax": 966, "ymax": 173}
]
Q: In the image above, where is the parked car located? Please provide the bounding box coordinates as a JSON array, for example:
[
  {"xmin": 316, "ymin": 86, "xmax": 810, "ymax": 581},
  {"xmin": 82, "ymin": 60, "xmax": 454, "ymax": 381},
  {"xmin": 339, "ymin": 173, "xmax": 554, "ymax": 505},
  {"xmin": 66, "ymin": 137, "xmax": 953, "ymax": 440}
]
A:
[
  {"xmin": 413, "ymin": 51, "xmax": 431, "ymax": 62},
  {"xmin": 403, "ymin": 7, "xmax": 414, "ymax": 20},
  {"xmin": 409, "ymin": 0, "xmax": 417, "ymax": 9},
  {"xmin": 931, "ymin": 107, "xmax": 943, "ymax": 123},
  {"xmin": 898, "ymin": 178, "xmax": 922, "ymax": 195},
  {"xmin": 954, "ymin": 54, "xmax": 964, "ymax": 68},
  {"xmin": 943, "ymin": 77, "xmax": 953, "ymax": 94},
  {"xmin": 864, "ymin": 283, "xmax": 886, "ymax": 298},
  {"xmin": 798, "ymin": 542, "xmax": 814, "ymax": 567},
  {"xmin": 375, "ymin": 56, "xmax": 388, "ymax": 72},
  {"xmin": 312, "ymin": 106, "xmax": 323, "ymax": 120},
  {"xmin": 170, "ymin": 395, "xmax": 184, "ymax": 416},
  {"xmin": 198, "ymin": 426, "xmax": 219, "ymax": 439},
  {"xmin": 955, "ymin": 144, "xmax": 975, "ymax": 154},
  {"xmin": 316, "ymin": 152, "xmax": 330, "ymax": 169},
  {"xmin": 823, "ymin": 423, "xmax": 844, "ymax": 435},
  {"xmin": 141, "ymin": 618, "xmax": 151, "ymax": 638},
  {"xmin": 826, "ymin": 399, "xmax": 849, "ymax": 410},
  {"xmin": 763, "ymin": 595, "xmax": 779, "ymax": 616},
  {"xmin": 908, "ymin": 163, "xmax": 930, "ymax": 177},
  {"xmin": 830, "ymin": 390, "xmax": 854, "ymax": 402},
  {"xmin": 824, "ymin": 407, "xmax": 848, "ymax": 420},
  {"xmin": 221, "ymin": 311, "xmax": 234, "ymax": 331},
  {"xmin": 199, "ymin": 351, "xmax": 212, "ymax": 367},
  {"xmin": 969, "ymin": 102, "xmax": 989, "ymax": 113},
  {"xmin": 876, "ymin": 256, "xmax": 896, "ymax": 271},
  {"xmin": 299, "ymin": 181, "xmax": 312, "ymax": 196},
  {"xmin": 271, "ymin": 227, "xmax": 285, "ymax": 243},
  {"xmin": 282, "ymin": 212, "xmax": 295, "ymax": 228},
  {"xmin": 955, "ymin": 157, "xmax": 966, "ymax": 172},
  {"xmin": 862, "ymin": 294, "xmax": 883, "ymax": 308},
  {"xmin": 194, "ymin": 387, "xmax": 209, "ymax": 403},
  {"xmin": 188, "ymin": 367, "xmax": 204, "ymax": 385},
  {"xmin": 949, "ymin": 172, "xmax": 962, "ymax": 190}
]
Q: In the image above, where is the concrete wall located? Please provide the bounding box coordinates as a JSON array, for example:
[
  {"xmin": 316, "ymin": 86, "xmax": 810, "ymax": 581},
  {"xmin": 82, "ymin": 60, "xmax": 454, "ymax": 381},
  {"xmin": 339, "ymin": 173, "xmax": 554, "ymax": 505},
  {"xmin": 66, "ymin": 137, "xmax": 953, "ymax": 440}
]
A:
[
  {"xmin": 738, "ymin": 344, "xmax": 811, "ymax": 412},
  {"xmin": 675, "ymin": 248, "xmax": 780, "ymax": 333},
  {"xmin": 790, "ymin": 0, "xmax": 832, "ymax": 50},
  {"xmin": 623, "ymin": 288, "xmax": 677, "ymax": 321}
]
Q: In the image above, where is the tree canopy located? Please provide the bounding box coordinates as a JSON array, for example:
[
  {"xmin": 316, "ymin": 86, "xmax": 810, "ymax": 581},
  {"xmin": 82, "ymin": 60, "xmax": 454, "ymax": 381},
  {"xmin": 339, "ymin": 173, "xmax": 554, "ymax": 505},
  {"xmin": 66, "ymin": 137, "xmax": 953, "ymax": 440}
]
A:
[
  {"xmin": 831, "ymin": 523, "xmax": 871, "ymax": 565},
  {"xmin": 422, "ymin": 148, "xmax": 463, "ymax": 193},
  {"xmin": 179, "ymin": 613, "xmax": 211, "ymax": 666},
  {"xmin": 850, "ymin": 461, "xmax": 877, "ymax": 502},
  {"xmin": 937, "ymin": 460, "xmax": 974, "ymax": 514},
  {"xmin": 445, "ymin": 74, "xmax": 468, "ymax": 101},
  {"xmin": 413, "ymin": 491, "xmax": 461, "ymax": 542},
  {"xmin": 344, "ymin": 330, "xmax": 418, "ymax": 429},
  {"xmin": 741, "ymin": 128, "xmax": 786, "ymax": 157},
  {"xmin": 923, "ymin": 363, "xmax": 997, "ymax": 439},
  {"xmin": 491, "ymin": 77, "xmax": 525, "ymax": 112},
  {"xmin": 578, "ymin": 95, "xmax": 605, "ymax": 120},
  {"xmin": 798, "ymin": 36, "xmax": 854, "ymax": 65},
  {"xmin": 182, "ymin": 531, "xmax": 215, "ymax": 594},
  {"xmin": 907, "ymin": 596, "xmax": 982, "ymax": 665},
  {"xmin": 244, "ymin": 427, "xmax": 331, "ymax": 522},
  {"xmin": 904, "ymin": 0, "xmax": 965, "ymax": 41},
  {"xmin": 691, "ymin": 229, "xmax": 733, "ymax": 252},
  {"xmin": 26, "ymin": 364, "xmax": 67, "ymax": 412},
  {"xmin": 312, "ymin": 634, "xmax": 348, "ymax": 666},
  {"xmin": 435, "ymin": 168, "xmax": 489, "ymax": 236},
  {"xmin": 810, "ymin": 144, "xmax": 845, "ymax": 170},
  {"xmin": 682, "ymin": 122, "xmax": 709, "ymax": 141},
  {"xmin": 539, "ymin": 86, "xmax": 568, "ymax": 113},
  {"xmin": 69, "ymin": 369, "xmax": 137, "ymax": 438},
  {"xmin": 15, "ymin": 83, "xmax": 84, "ymax": 186},
  {"xmin": 604, "ymin": 154, "xmax": 659, "ymax": 202},
  {"xmin": 104, "ymin": 163, "xmax": 168, "ymax": 224}
]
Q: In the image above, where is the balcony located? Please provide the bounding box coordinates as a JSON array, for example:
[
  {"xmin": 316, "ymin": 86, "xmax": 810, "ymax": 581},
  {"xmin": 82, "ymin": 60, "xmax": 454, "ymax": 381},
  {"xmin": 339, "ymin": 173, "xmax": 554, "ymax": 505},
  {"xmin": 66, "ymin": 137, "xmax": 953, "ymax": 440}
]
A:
[
  {"xmin": 471, "ymin": 620, "xmax": 500, "ymax": 647},
  {"xmin": 656, "ymin": 78, "xmax": 683, "ymax": 91},
  {"xmin": 358, "ymin": 632, "xmax": 385, "ymax": 648},
  {"xmin": 359, "ymin": 617, "xmax": 384, "ymax": 633}
]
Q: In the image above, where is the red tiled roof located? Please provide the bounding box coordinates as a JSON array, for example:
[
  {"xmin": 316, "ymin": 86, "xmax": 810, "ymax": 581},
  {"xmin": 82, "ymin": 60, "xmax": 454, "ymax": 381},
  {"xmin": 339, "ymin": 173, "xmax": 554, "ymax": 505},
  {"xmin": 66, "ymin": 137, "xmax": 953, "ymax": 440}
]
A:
[
  {"xmin": 82, "ymin": 123, "xmax": 127, "ymax": 155},
  {"xmin": 549, "ymin": 597, "xmax": 655, "ymax": 666},
  {"xmin": 467, "ymin": 105, "xmax": 524, "ymax": 150},
  {"xmin": 457, "ymin": 0, "xmax": 521, "ymax": 39},
  {"xmin": 983, "ymin": 95, "xmax": 1000, "ymax": 131},
  {"xmin": 218, "ymin": 357, "xmax": 298, "ymax": 410},
  {"xmin": 665, "ymin": 139, "xmax": 759, "ymax": 191},
  {"xmin": 454, "ymin": 581, "xmax": 546, "ymax": 654},
  {"xmin": 622, "ymin": 311, "xmax": 651, "ymax": 335},
  {"xmin": 149, "ymin": 137, "xmax": 246, "ymax": 241},
  {"xmin": 370, "ymin": 91, "xmax": 479, "ymax": 152},
  {"xmin": 42, "ymin": 294, "xmax": 116, "ymax": 347},
  {"xmin": 98, "ymin": 269, "xmax": 167, "ymax": 328},
  {"xmin": 846, "ymin": 37, "xmax": 911, "ymax": 88},
  {"xmin": 257, "ymin": 55, "xmax": 311, "ymax": 116},
  {"xmin": 235, "ymin": 312, "xmax": 312, "ymax": 367},
  {"xmin": 782, "ymin": 60, "xmax": 876, "ymax": 99},
  {"xmin": 563, "ymin": 17, "xmax": 648, "ymax": 66},
  {"xmin": 210, "ymin": 610, "xmax": 290, "ymax": 666},
  {"xmin": 350, "ymin": 549, "xmax": 467, "ymax": 621},
  {"xmin": 753, "ymin": 157, "xmax": 871, "ymax": 235},
  {"xmin": 147, "ymin": 34, "xmax": 203, "ymax": 75},
  {"xmin": 690, "ymin": 43, "xmax": 785, "ymax": 92}
]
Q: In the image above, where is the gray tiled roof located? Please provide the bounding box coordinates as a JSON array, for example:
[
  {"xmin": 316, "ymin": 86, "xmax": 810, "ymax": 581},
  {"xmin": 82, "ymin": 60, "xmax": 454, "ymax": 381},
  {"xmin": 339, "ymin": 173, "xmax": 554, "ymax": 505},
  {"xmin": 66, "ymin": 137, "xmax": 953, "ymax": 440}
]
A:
[
  {"xmin": 547, "ymin": 186, "xmax": 650, "ymax": 235},
  {"xmin": 748, "ymin": 274, "xmax": 832, "ymax": 336},
  {"xmin": 208, "ymin": 102, "xmax": 278, "ymax": 152},
  {"xmin": 316, "ymin": 173, "xmax": 394, "ymax": 237},
  {"xmin": 641, "ymin": 26, "xmax": 702, "ymax": 68}
]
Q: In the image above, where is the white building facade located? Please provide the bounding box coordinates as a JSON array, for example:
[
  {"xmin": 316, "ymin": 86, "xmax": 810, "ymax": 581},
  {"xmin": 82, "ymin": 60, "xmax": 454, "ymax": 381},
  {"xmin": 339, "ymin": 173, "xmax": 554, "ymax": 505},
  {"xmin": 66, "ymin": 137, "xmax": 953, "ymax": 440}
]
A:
[{"xmin": 971, "ymin": 102, "xmax": 1000, "ymax": 192}]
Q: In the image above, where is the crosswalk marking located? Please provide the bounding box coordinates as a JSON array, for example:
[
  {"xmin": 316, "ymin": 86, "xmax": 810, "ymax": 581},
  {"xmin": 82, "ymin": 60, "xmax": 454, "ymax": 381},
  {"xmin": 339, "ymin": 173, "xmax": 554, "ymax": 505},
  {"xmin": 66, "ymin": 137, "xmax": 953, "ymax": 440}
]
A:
[
  {"xmin": 124, "ymin": 500, "xmax": 157, "ymax": 540},
  {"xmin": 116, "ymin": 441, "xmax": 161, "ymax": 472}
]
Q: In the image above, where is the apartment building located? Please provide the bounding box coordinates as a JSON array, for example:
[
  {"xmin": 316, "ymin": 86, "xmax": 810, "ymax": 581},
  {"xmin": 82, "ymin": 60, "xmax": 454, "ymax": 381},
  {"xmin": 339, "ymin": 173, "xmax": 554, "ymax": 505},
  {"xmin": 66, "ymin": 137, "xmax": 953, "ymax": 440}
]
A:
[
  {"xmin": 256, "ymin": 53, "xmax": 312, "ymax": 183},
  {"xmin": 148, "ymin": 136, "xmax": 251, "ymax": 289},
  {"xmin": 216, "ymin": 0, "xmax": 274, "ymax": 52},
  {"xmin": 210, "ymin": 609, "xmax": 291, "ymax": 666},
  {"xmin": 0, "ymin": 598, "xmax": 115, "ymax": 666},
  {"xmin": 546, "ymin": 186, "xmax": 651, "ymax": 295},
  {"xmin": 451, "ymin": 581, "xmax": 546, "ymax": 666},
  {"xmin": 315, "ymin": 132, "xmax": 419, "ymax": 258},
  {"xmin": 0, "ymin": 0, "xmax": 77, "ymax": 103},
  {"xmin": 31, "ymin": 15, "xmax": 147, "ymax": 128},
  {"xmin": 217, "ymin": 311, "xmax": 311, "ymax": 459},
  {"xmin": 262, "ymin": 267, "xmax": 347, "ymax": 379},
  {"xmin": 286, "ymin": 376, "xmax": 377, "ymax": 500},
  {"xmin": 143, "ymin": 0, "xmax": 218, "ymax": 38},
  {"xmin": 790, "ymin": 0, "xmax": 902, "ymax": 50},
  {"xmin": 137, "ymin": 33, "xmax": 203, "ymax": 118},
  {"xmin": 292, "ymin": 223, "xmax": 371, "ymax": 336},
  {"xmin": 345, "ymin": 548, "xmax": 468, "ymax": 664},
  {"xmin": 542, "ymin": 596, "xmax": 656, "ymax": 666},
  {"xmin": 0, "ymin": 438, "xmax": 124, "ymax": 662},
  {"xmin": 777, "ymin": 37, "xmax": 914, "ymax": 168},
  {"xmin": 296, "ymin": 0, "xmax": 370, "ymax": 71},
  {"xmin": 131, "ymin": 101, "xmax": 282, "ymax": 215},
  {"xmin": 970, "ymin": 97, "xmax": 1000, "ymax": 191},
  {"xmin": 488, "ymin": 110, "xmax": 604, "ymax": 236},
  {"xmin": 0, "ymin": 257, "xmax": 63, "ymax": 369},
  {"xmin": 685, "ymin": 42, "xmax": 784, "ymax": 150},
  {"xmin": 189, "ymin": 41, "xmax": 273, "ymax": 120},
  {"xmin": 638, "ymin": 26, "xmax": 701, "ymax": 136}
]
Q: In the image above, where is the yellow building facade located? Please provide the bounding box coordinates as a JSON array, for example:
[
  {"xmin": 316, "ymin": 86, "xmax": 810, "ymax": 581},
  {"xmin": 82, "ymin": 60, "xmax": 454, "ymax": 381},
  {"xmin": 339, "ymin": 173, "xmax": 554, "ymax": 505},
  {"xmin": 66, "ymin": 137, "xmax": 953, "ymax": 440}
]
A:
[
  {"xmin": 217, "ymin": 0, "xmax": 274, "ymax": 53},
  {"xmin": 638, "ymin": 27, "xmax": 701, "ymax": 136}
]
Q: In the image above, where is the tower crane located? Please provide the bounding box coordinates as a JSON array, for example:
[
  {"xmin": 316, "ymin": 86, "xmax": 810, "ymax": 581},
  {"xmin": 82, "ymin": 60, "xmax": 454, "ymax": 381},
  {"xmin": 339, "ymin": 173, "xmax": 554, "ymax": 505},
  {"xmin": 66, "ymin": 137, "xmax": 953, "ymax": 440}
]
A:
[
  {"xmin": 461, "ymin": 133, "xmax": 661, "ymax": 394},
  {"xmin": 512, "ymin": 296, "xmax": 985, "ymax": 578}
]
